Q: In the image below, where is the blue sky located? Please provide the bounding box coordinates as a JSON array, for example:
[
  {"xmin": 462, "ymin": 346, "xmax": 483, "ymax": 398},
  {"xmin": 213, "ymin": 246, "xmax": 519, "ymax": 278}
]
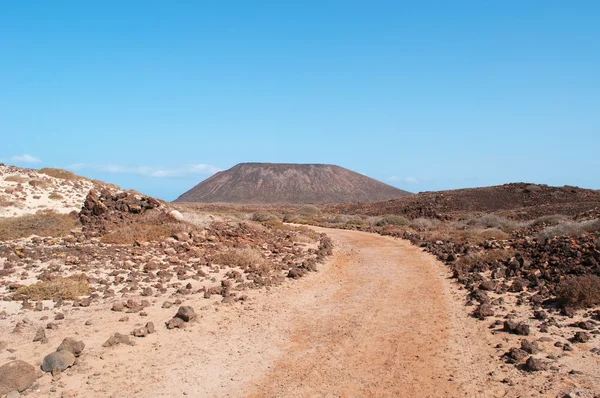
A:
[{"xmin": 2, "ymin": 1, "xmax": 599, "ymax": 201}]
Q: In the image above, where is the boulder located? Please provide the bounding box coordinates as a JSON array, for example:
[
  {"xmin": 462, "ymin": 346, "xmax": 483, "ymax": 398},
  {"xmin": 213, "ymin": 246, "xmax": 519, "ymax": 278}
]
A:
[
  {"xmin": 0, "ymin": 360, "xmax": 36, "ymax": 395},
  {"xmin": 41, "ymin": 351, "xmax": 75, "ymax": 373}
]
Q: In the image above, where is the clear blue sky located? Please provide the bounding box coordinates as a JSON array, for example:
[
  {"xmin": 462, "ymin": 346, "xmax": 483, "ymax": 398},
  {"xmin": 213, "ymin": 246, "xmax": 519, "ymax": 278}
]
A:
[{"xmin": 2, "ymin": 1, "xmax": 599, "ymax": 201}]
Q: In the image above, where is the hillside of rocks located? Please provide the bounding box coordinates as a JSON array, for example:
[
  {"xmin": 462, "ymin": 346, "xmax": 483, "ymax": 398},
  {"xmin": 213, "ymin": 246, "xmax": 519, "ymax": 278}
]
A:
[{"xmin": 326, "ymin": 183, "xmax": 600, "ymax": 219}]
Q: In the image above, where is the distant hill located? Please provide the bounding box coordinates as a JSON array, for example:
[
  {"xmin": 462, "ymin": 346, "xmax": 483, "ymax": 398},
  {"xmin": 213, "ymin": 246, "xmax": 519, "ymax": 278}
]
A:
[
  {"xmin": 174, "ymin": 163, "xmax": 411, "ymax": 204},
  {"xmin": 325, "ymin": 183, "xmax": 600, "ymax": 219}
]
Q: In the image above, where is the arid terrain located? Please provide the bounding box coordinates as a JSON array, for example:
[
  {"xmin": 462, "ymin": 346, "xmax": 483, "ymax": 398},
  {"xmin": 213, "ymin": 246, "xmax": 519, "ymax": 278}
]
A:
[{"xmin": 1, "ymin": 164, "xmax": 600, "ymax": 397}]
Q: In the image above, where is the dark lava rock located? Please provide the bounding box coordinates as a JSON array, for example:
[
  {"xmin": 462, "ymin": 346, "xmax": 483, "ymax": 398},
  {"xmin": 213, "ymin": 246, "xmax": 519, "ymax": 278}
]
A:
[
  {"xmin": 571, "ymin": 332, "xmax": 591, "ymax": 343},
  {"xmin": 521, "ymin": 340, "xmax": 541, "ymax": 354},
  {"xmin": 56, "ymin": 338, "xmax": 85, "ymax": 357},
  {"xmin": 504, "ymin": 321, "xmax": 530, "ymax": 336},
  {"xmin": 175, "ymin": 306, "xmax": 195, "ymax": 322},
  {"xmin": 473, "ymin": 304, "xmax": 495, "ymax": 320},
  {"xmin": 524, "ymin": 356, "xmax": 548, "ymax": 372},
  {"xmin": 503, "ymin": 348, "xmax": 528, "ymax": 364}
]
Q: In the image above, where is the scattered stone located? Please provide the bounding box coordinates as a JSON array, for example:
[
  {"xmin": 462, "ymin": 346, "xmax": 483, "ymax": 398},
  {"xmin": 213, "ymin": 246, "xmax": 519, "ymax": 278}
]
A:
[
  {"xmin": 0, "ymin": 360, "xmax": 36, "ymax": 395},
  {"xmin": 145, "ymin": 322, "xmax": 155, "ymax": 334},
  {"xmin": 503, "ymin": 347, "xmax": 528, "ymax": 364},
  {"xmin": 521, "ymin": 340, "xmax": 541, "ymax": 354},
  {"xmin": 111, "ymin": 302, "xmax": 124, "ymax": 312},
  {"xmin": 54, "ymin": 313, "xmax": 65, "ymax": 320},
  {"xmin": 571, "ymin": 332, "xmax": 591, "ymax": 343},
  {"xmin": 56, "ymin": 338, "xmax": 85, "ymax": 357},
  {"xmin": 504, "ymin": 321, "xmax": 530, "ymax": 336},
  {"xmin": 473, "ymin": 304, "xmax": 494, "ymax": 319},
  {"xmin": 524, "ymin": 356, "xmax": 548, "ymax": 372},
  {"xmin": 175, "ymin": 306, "xmax": 195, "ymax": 322},
  {"xmin": 161, "ymin": 301, "xmax": 173, "ymax": 309},
  {"xmin": 166, "ymin": 317, "xmax": 186, "ymax": 329},
  {"xmin": 41, "ymin": 351, "xmax": 75, "ymax": 373},
  {"xmin": 102, "ymin": 333, "xmax": 134, "ymax": 347},
  {"xmin": 33, "ymin": 327, "xmax": 48, "ymax": 344}
]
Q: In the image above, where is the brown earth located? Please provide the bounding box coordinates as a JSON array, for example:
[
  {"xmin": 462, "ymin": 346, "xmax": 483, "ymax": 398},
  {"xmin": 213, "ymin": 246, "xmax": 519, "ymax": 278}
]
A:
[
  {"xmin": 174, "ymin": 163, "xmax": 411, "ymax": 204},
  {"xmin": 2, "ymin": 226, "xmax": 598, "ymax": 397},
  {"xmin": 326, "ymin": 183, "xmax": 600, "ymax": 219}
]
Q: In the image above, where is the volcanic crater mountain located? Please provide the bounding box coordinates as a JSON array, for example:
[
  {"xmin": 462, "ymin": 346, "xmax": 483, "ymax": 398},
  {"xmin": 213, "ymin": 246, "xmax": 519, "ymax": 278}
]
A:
[{"xmin": 174, "ymin": 163, "xmax": 411, "ymax": 204}]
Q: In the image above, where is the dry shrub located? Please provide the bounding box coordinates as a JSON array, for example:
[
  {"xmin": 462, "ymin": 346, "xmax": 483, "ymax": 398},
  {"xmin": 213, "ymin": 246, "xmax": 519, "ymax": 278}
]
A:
[
  {"xmin": 346, "ymin": 218, "xmax": 369, "ymax": 227},
  {"xmin": 292, "ymin": 233, "xmax": 316, "ymax": 244},
  {"xmin": 537, "ymin": 220, "xmax": 600, "ymax": 240},
  {"xmin": 298, "ymin": 204, "xmax": 321, "ymax": 217},
  {"xmin": 375, "ymin": 215, "xmax": 411, "ymax": 227},
  {"xmin": 28, "ymin": 179, "xmax": 51, "ymax": 188},
  {"xmin": 557, "ymin": 275, "xmax": 600, "ymax": 308},
  {"xmin": 410, "ymin": 217, "xmax": 440, "ymax": 230},
  {"xmin": 100, "ymin": 210, "xmax": 192, "ymax": 244},
  {"xmin": 48, "ymin": 192, "xmax": 64, "ymax": 201},
  {"xmin": 530, "ymin": 214, "xmax": 568, "ymax": 227},
  {"xmin": 458, "ymin": 249, "xmax": 516, "ymax": 268},
  {"xmin": 0, "ymin": 211, "xmax": 78, "ymax": 240},
  {"xmin": 14, "ymin": 277, "xmax": 91, "ymax": 300},
  {"xmin": 213, "ymin": 247, "xmax": 266, "ymax": 269},
  {"xmin": 38, "ymin": 168, "xmax": 87, "ymax": 181},
  {"xmin": 429, "ymin": 227, "xmax": 509, "ymax": 245},
  {"xmin": 467, "ymin": 214, "xmax": 523, "ymax": 232},
  {"xmin": 252, "ymin": 212, "xmax": 280, "ymax": 223},
  {"xmin": 0, "ymin": 195, "xmax": 16, "ymax": 207},
  {"xmin": 4, "ymin": 175, "xmax": 27, "ymax": 183}
]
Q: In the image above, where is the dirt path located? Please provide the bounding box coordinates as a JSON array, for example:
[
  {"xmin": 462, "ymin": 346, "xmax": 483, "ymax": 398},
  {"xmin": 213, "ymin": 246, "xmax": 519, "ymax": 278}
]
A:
[
  {"xmin": 141, "ymin": 227, "xmax": 492, "ymax": 397},
  {"xmin": 13, "ymin": 227, "xmax": 501, "ymax": 397}
]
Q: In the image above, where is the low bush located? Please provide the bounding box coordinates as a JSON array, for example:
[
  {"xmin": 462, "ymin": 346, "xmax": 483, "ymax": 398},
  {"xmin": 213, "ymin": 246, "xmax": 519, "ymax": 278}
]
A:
[
  {"xmin": 14, "ymin": 276, "xmax": 91, "ymax": 300},
  {"xmin": 298, "ymin": 205, "xmax": 321, "ymax": 217},
  {"xmin": 48, "ymin": 192, "xmax": 64, "ymax": 201},
  {"xmin": 410, "ymin": 217, "xmax": 440, "ymax": 230},
  {"xmin": 252, "ymin": 212, "xmax": 280, "ymax": 223},
  {"xmin": 467, "ymin": 214, "xmax": 523, "ymax": 232},
  {"xmin": 0, "ymin": 211, "xmax": 79, "ymax": 240},
  {"xmin": 4, "ymin": 175, "xmax": 27, "ymax": 183},
  {"xmin": 557, "ymin": 275, "xmax": 600, "ymax": 308},
  {"xmin": 375, "ymin": 215, "xmax": 411, "ymax": 227},
  {"xmin": 537, "ymin": 220, "xmax": 600, "ymax": 240},
  {"xmin": 212, "ymin": 247, "xmax": 268, "ymax": 271},
  {"xmin": 530, "ymin": 214, "xmax": 568, "ymax": 227}
]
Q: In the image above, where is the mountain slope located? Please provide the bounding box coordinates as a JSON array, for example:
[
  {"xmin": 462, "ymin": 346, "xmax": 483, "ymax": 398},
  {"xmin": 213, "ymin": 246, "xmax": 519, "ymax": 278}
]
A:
[{"xmin": 174, "ymin": 163, "xmax": 411, "ymax": 204}]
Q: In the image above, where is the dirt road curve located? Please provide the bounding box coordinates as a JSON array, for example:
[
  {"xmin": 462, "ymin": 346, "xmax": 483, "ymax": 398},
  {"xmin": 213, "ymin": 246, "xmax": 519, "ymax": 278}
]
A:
[{"xmin": 141, "ymin": 227, "xmax": 491, "ymax": 397}]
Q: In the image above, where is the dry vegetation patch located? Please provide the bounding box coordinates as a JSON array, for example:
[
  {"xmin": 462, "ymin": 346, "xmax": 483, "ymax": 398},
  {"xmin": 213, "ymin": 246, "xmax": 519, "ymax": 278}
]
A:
[
  {"xmin": 14, "ymin": 276, "xmax": 91, "ymax": 301},
  {"xmin": 38, "ymin": 168, "xmax": 87, "ymax": 181},
  {"xmin": 557, "ymin": 275, "xmax": 600, "ymax": 309},
  {"xmin": 4, "ymin": 175, "xmax": 27, "ymax": 183},
  {"xmin": 0, "ymin": 211, "xmax": 79, "ymax": 240},
  {"xmin": 537, "ymin": 219, "xmax": 600, "ymax": 240}
]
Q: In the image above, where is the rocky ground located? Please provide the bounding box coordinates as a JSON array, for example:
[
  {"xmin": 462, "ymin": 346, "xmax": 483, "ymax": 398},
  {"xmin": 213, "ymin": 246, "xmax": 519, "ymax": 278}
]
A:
[{"xmin": 0, "ymin": 169, "xmax": 332, "ymax": 397}]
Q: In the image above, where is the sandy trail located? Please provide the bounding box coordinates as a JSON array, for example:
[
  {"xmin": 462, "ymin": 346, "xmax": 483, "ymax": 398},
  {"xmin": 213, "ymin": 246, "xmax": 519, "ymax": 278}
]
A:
[{"xmin": 141, "ymin": 227, "xmax": 489, "ymax": 397}]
